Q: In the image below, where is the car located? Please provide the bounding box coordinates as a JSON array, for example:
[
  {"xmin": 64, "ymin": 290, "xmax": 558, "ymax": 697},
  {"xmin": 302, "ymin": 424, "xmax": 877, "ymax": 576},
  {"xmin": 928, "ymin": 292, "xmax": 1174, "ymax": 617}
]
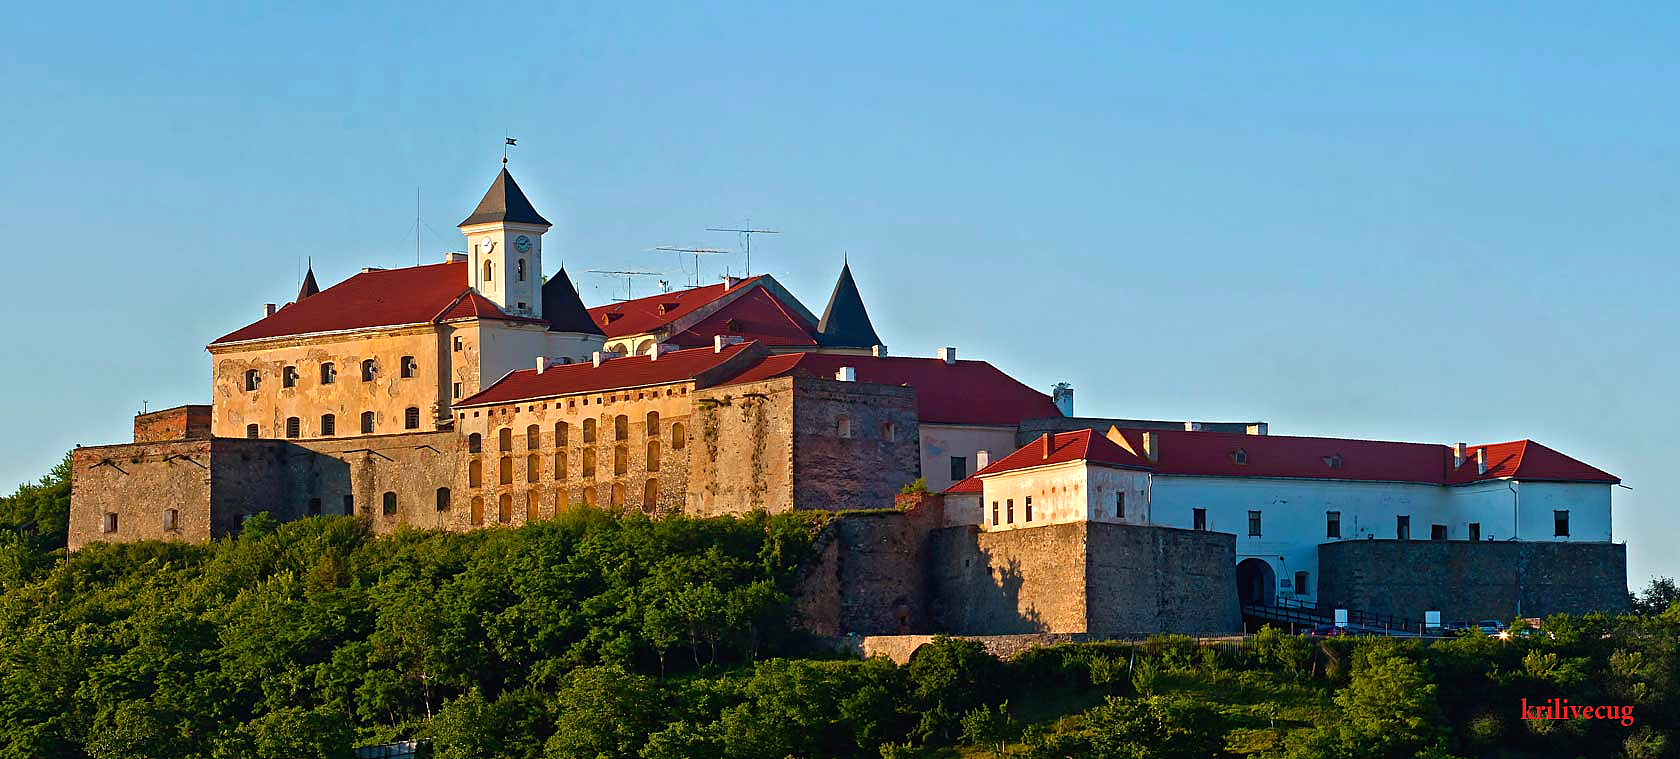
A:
[
  {"xmin": 1309, "ymin": 624, "xmax": 1351, "ymax": 637},
  {"xmin": 1477, "ymin": 619, "xmax": 1507, "ymax": 636}
]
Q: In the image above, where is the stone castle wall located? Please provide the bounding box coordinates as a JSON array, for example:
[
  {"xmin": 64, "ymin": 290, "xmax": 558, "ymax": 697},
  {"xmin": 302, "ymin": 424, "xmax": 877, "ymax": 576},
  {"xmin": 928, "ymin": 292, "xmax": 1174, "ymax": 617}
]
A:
[
  {"xmin": 689, "ymin": 377, "xmax": 796, "ymax": 516},
  {"xmin": 1318, "ymin": 539, "xmax": 1629, "ymax": 623},
  {"xmin": 133, "ymin": 405, "xmax": 212, "ymax": 443},
  {"xmin": 790, "ymin": 377, "xmax": 921, "ymax": 512},
  {"xmin": 1084, "ymin": 522, "xmax": 1241, "ymax": 635}
]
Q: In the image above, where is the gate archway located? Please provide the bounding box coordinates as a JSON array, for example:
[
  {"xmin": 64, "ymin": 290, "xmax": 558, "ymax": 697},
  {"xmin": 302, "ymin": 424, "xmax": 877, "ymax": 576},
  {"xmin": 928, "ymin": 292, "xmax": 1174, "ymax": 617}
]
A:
[{"xmin": 1236, "ymin": 558, "xmax": 1277, "ymax": 607}]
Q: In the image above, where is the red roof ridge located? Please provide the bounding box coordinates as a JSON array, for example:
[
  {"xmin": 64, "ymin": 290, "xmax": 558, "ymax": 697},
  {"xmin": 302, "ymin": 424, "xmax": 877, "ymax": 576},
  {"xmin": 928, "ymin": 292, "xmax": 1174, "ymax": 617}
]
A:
[{"xmin": 456, "ymin": 340, "xmax": 768, "ymax": 407}]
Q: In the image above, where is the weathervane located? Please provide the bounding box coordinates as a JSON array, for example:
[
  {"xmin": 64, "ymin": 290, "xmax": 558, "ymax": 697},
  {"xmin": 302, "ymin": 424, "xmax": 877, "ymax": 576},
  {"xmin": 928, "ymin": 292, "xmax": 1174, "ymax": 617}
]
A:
[{"xmin": 503, "ymin": 136, "xmax": 517, "ymax": 164}]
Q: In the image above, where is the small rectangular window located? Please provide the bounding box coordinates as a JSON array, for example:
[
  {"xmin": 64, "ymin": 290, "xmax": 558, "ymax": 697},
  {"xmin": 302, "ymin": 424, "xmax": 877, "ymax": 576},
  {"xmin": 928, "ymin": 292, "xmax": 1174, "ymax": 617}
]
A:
[
  {"xmin": 162, "ymin": 509, "xmax": 178, "ymax": 530},
  {"xmin": 308, "ymin": 498, "xmax": 322, "ymax": 516},
  {"xmin": 1115, "ymin": 491, "xmax": 1125, "ymax": 519},
  {"xmin": 453, "ymin": 336, "xmax": 464, "ymax": 351},
  {"xmin": 1024, "ymin": 496, "xmax": 1033, "ymax": 522},
  {"xmin": 1248, "ymin": 510, "xmax": 1262, "ymax": 537},
  {"xmin": 1396, "ymin": 515, "xmax": 1411, "ymax": 541},
  {"xmin": 1431, "ymin": 524, "xmax": 1448, "ymax": 540},
  {"xmin": 453, "ymin": 382, "xmax": 462, "ymax": 399},
  {"xmin": 1006, "ymin": 499, "xmax": 1014, "ymax": 524},
  {"xmin": 285, "ymin": 417, "xmax": 301, "ymax": 439},
  {"xmin": 1554, "ymin": 510, "xmax": 1570, "ymax": 537},
  {"xmin": 991, "ymin": 501, "xmax": 999, "ymax": 526},
  {"xmin": 1294, "ymin": 571, "xmax": 1309, "ymax": 596},
  {"xmin": 950, "ymin": 456, "xmax": 967, "ymax": 481},
  {"xmin": 1193, "ymin": 508, "xmax": 1207, "ymax": 531},
  {"xmin": 1326, "ymin": 510, "xmax": 1341, "ymax": 539},
  {"xmin": 342, "ymin": 494, "xmax": 354, "ymax": 514},
  {"xmin": 102, "ymin": 513, "xmax": 118, "ymax": 533},
  {"xmin": 1468, "ymin": 522, "xmax": 1481, "ymax": 541},
  {"xmin": 401, "ymin": 356, "xmax": 418, "ymax": 378}
]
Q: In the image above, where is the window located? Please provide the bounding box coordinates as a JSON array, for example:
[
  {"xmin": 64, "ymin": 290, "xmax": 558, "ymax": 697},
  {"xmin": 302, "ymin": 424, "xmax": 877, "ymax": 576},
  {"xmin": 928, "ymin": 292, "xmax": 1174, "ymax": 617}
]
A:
[
  {"xmin": 517, "ymin": 258, "xmax": 527, "ymax": 282},
  {"xmin": 321, "ymin": 414, "xmax": 336, "ymax": 436},
  {"xmin": 610, "ymin": 483, "xmax": 625, "ymax": 507},
  {"xmin": 583, "ymin": 449, "xmax": 596, "ymax": 478},
  {"xmin": 1006, "ymin": 499, "xmax": 1015, "ymax": 524},
  {"xmin": 285, "ymin": 417, "xmax": 301, "ymax": 439},
  {"xmin": 102, "ymin": 512, "xmax": 118, "ymax": 533},
  {"xmin": 556, "ymin": 421, "xmax": 569, "ymax": 446},
  {"xmin": 499, "ymin": 456, "xmax": 513, "ymax": 485},
  {"xmin": 1554, "ymin": 510, "xmax": 1570, "ymax": 537},
  {"xmin": 468, "ymin": 433, "xmax": 483, "ymax": 453},
  {"xmin": 453, "ymin": 383, "xmax": 462, "ymax": 399},
  {"xmin": 453, "ymin": 336, "xmax": 464, "ymax": 352},
  {"xmin": 471, "ymin": 496, "xmax": 484, "ymax": 525},
  {"xmin": 991, "ymin": 502, "xmax": 999, "ymax": 526},
  {"xmin": 644, "ymin": 479, "xmax": 659, "ymax": 510},
  {"xmin": 498, "ymin": 428, "xmax": 513, "ymax": 451},
  {"xmin": 646, "ymin": 440, "xmax": 660, "ymax": 472},
  {"xmin": 361, "ymin": 359, "xmax": 377, "ymax": 382},
  {"xmin": 614, "ymin": 415, "xmax": 629, "ymax": 441},
  {"xmin": 671, "ymin": 423, "xmax": 686, "ymax": 450},
  {"xmin": 837, "ymin": 415, "xmax": 852, "ymax": 439},
  {"xmin": 246, "ymin": 423, "xmax": 260, "ymax": 439},
  {"xmin": 1396, "ymin": 515, "xmax": 1411, "ymax": 541},
  {"xmin": 468, "ymin": 459, "xmax": 483, "ymax": 486},
  {"xmin": 1115, "ymin": 492, "xmax": 1125, "ymax": 519},
  {"xmin": 950, "ymin": 456, "xmax": 967, "ymax": 481},
  {"xmin": 526, "ymin": 424, "xmax": 540, "ymax": 448},
  {"xmin": 584, "ymin": 487, "xmax": 597, "ymax": 508},
  {"xmin": 1431, "ymin": 524, "xmax": 1448, "ymax": 540},
  {"xmin": 320, "ymin": 362, "xmax": 336, "ymax": 384},
  {"xmin": 526, "ymin": 490, "xmax": 539, "ymax": 521},
  {"xmin": 382, "ymin": 492, "xmax": 397, "ymax": 516},
  {"xmin": 483, "ymin": 260, "xmax": 495, "ymax": 282},
  {"xmin": 436, "ymin": 487, "xmax": 451, "ymax": 511},
  {"xmin": 527, "ymin": 454, "xmax": 540, "ymax": 481},
  {"xmin": 396, "ymin": 407, "xmax": 416, "ymax": 430},
  {"xmin": 360, "ymin": 411, "xmax": 376, "ymax": 434},
  {"xmin": 244, "ymin": 369, "xmax": 262, "ymax": 391},
  {"xmin": 283, "ymin": 366, "xmax": 299, "ymax": 388},
  {"xmin": 645, "ymin": 411, "xmax": 660, "ymax": 436},
  {"xmin": 554, "ymin": 451, "xmax": 567, "ymax": 480},
  {"xmin": 1193, "ymin": 508, "xmax": 1207, "ymax": 531},
  {"xmin": 582, "ymin": 419, "xmax": 597, "ymax": 443},
  {"xmin": 1233, "ymin": 448, "xmax": 1248, "ymax": 465},
  {"xmin": 1024, "ymin": 496, "xmax": 1033, "ymax": 522},
  {"xmin": 497, "ymin": 494, "xmax": 511, "ymax": 523},
  {"xmin": 1295, "ymin": 571, "xmax": 1309, "ymax": 596},
  {"xmin": 614, "ymin": 445, "xmax": 628, "ymax": 476},
  {"xmin": 163, "ymin": 508, "xmax": 179, "ymax": 530},
  {"xmin": 1468, "ymin": 522, "xmax": 1482, "ymax": 541},
  {"xmin": 307, "ymin": 499, "xmax": 321, "ymax": 516},
  {"xmin": 1248, "ymin": 510, "xmax": 1262, "ymax": 537},
  {"xmin": 1326, "ymin": 511, "xmax": 1341, "ymax": 539},
  {"xmin": 880, "ymin": 422, "xmax": 896, "ymax": 442},
  {"xmin": 343, "ymin": 495, "xmax": 354, "ymax": 514},
  {"xmin": 401, "ymin": 356, "xmax": 417, "ymax": 378}
]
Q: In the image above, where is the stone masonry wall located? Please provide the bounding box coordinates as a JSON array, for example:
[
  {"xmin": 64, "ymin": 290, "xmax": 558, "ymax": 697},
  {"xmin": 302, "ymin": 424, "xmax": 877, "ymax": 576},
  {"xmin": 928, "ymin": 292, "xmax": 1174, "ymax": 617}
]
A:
[
  {"xmin": 1085, "ymin": 522, "xmax": 1241, "ymax": 635},
  {"xmin": 689, "ymin": 377, "xmax": 796, "ymax": 516},
  {"xmin": 790, "ymin": 377, "xmax": 921, "ymax": 512},
  {"xmin": 929, "ymin": 522, "xmax": 1091, "ymax": 634},
  {"xmin": 132, "ymin": 405, "xmax": 212, "ymax": 443},
  {"xmin": 71, "ymin": 440, "xmax": 216, "ymax": 550},
  {"xmin": 1318, "ymin": 539, "xmax": 1629, "ymax": 623}
]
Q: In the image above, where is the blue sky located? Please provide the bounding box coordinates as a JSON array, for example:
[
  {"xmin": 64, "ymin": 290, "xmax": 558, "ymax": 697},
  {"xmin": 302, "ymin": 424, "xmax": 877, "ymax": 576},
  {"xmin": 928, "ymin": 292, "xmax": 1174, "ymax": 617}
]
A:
[{"xmin": 4, "ymin": 3, "xmax": 1675, "ymax": 585}]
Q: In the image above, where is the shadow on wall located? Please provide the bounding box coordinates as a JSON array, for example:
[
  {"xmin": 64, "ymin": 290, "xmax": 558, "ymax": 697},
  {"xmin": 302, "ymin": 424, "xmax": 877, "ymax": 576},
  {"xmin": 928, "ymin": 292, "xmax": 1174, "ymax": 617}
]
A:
[{"xmin": 930, "ymin": 527, "xmax": 1048, "ymax": 635}]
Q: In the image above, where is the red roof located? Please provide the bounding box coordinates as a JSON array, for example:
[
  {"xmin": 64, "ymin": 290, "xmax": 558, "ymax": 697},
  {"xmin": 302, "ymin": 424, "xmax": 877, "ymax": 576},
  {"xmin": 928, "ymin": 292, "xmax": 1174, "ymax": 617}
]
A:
[
  {"xmin": 944, "ymin": 427, "xmax": 1618, "ymax": 492},
  {"xmin": 211, "ymin": 262, "xmax": 539, "ymax": 345},
  {"xmin": 665, "ymin": 286, "xmax": 820, "ymax": 348},
  {"xmin": 587, "ymin": 276, "xmax": 770, "ymax": 338},
  {"xmin": 721, "ymin": 353, "xmax": 1063, "ymax": 426},
  {"xmin": 456, "ymin": 341, "xmax": 763, "ymax": 407}
]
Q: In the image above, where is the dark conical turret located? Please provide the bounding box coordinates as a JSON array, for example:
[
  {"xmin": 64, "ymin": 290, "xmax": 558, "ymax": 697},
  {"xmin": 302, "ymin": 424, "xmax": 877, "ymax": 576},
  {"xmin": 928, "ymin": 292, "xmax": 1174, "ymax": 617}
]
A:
[
  {"xmin": 297, "ymin": 265, "xmax": 320, "ymax": 301},
  {"xmin": 459, "ymin": 168, "xmax": 551, "ymax": 227},
  {"xmin": 816, "ymin": 262, "xmax": 883, "ymax": 349},
  {"xmin": 542, "ymin": 266, "xmax": 604, "ymax": 335}
]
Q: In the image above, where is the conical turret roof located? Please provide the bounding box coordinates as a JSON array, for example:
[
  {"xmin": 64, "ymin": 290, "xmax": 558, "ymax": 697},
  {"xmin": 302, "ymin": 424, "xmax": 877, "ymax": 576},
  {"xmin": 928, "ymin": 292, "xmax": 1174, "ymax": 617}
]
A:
[
  {"xmin": 542, "ymin": 266, "xmax": 604, "ymax": 335},
  {"xmin": 816, "ymin": 262, "xmax": 883, "ymax": 348},
  {"xmin": 459, "ymin": 168, "xmax": 551, "ymax": 227}
]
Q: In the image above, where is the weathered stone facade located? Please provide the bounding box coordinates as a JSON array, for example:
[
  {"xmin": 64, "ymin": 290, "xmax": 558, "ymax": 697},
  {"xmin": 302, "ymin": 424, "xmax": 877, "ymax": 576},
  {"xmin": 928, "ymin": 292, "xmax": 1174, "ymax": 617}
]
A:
[
  {"xmin": 792, "ymin": 494, "xmax": 945, "ymax": 636},
  {"xmin": 1317, "ymin": 539, "xmax": 1629, "ymax": 623},
  {"xmin": 133, "ymin": 405, "xmax": 212, "ymax": 443}
]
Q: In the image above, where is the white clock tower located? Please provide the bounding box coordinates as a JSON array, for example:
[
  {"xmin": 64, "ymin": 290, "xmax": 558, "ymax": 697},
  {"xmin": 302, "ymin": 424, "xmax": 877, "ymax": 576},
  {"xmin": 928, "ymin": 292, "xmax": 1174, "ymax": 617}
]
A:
[{"xmin": 459, "ymin": 168, "xmax": 550, "ymax": 317}]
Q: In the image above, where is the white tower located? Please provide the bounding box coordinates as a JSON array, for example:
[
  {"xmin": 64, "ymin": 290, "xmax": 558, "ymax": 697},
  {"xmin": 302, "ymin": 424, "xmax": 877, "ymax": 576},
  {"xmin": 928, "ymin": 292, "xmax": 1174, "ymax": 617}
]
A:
[{"xmin": 459, "ymin": 168, "xmax": 550, "ymax": 317}]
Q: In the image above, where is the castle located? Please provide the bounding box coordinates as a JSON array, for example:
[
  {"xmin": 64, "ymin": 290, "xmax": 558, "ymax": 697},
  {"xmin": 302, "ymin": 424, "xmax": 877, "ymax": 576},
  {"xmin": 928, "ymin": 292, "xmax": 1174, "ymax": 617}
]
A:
[{"xmin": 70, "ymin": 167, "xmax": 1630, "ymax": 638}]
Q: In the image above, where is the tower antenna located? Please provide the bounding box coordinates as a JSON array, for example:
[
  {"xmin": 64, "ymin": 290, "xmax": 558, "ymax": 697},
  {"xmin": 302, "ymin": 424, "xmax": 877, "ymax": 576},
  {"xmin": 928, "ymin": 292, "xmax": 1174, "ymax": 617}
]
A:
[
  {"xmin": 415, "ymin": 187, "xmax": 421, "ymax": 266},
  {"xmin": 586, "ymin": 270, "xmax": 665, "ymax": 302},
  {"xmin": 653, "ymin": 246, "xmax": 729, "ymax": 288},
  {"xmin": 706, "ymin": 221, "xmax": 779, "ymax": 276}
]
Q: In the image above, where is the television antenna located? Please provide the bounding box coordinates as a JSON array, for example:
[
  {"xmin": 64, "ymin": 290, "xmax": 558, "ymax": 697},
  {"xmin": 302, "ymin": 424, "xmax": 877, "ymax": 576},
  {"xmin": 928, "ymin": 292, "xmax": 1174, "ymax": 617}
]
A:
[
  {"xmin": 586, "ymin": 270, "xmax": 665, "ymax": 302},
  {"xmin": 706, "ymin": 223, "xmax": 779, "ymax": 276},
  {"xmin": 653, "ymin": 246, "xmax": 730, "ymax": 287}
]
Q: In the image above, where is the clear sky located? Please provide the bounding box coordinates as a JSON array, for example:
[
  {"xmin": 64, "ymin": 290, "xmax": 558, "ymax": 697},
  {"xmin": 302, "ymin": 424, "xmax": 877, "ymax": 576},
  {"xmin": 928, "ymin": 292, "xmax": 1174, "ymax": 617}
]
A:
[{"xmin": 4, "ymin": 3, "xmax": 1675, "ymax": 585}]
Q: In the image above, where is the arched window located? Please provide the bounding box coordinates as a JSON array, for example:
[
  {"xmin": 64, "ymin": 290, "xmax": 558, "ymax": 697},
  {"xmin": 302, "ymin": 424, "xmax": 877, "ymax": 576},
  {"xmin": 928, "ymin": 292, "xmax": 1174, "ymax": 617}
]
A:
[
  {"xmin": 436, "ymin": 487, "xmax": 451, "ymax": 512},
  {"xmin": 582, "ymin": 449, "xmax": 596, "ymax": 478},
  {"xmin": 583, "ymin": 487, "xmax": 596, "ymax": 509},
  {"xmin": 282, "ymin": 366, "xmax": 299, "ymax": 388},
  {"xmin": 382, "ymin": 491, "xmax": 397, "ymax": 516},
  {"xmin": 405, "ymin": 407, "xmax": 421, "ymax": 430},
  {"xmin": 285, "ymin": 417, "xmax": 301, "ymax": 439},
  {"xmin": 361, "ymin": 359, "xmax": 377, "ymax": 382},
  {"xmin": 468, "ymin": 433, "xmax": 483, "ymax": 453},
  {"xmin": 401, "ymin": 356, "xmax": 417, "ymax": 378},
  {"xmin": 526, "ymin": 490, "xmax": 539, "ymax": 521},
  {"xmin": 245, "ymin": 423, "xmax": 259, "ymax": 439},
  {"xmin": 646, "ymin": 440, "xmax": 660, "ymax": 472},
  {"xmin": 613, "ymin": 445, "xmax": 628, "ymax": 476},
  {"xmin": 645, "ymin": 411, "xmax": 660, "ymax": 436},
  {"xmin": 526, "ymin": 454, "xmax": 540, "ymax": 481},
  {"xmin": 470, "ymin": 496, "xmax": 484, "ymax": 525},
  {"xmin": 553, "ymin": 451, "xmax": 567, "ymax": 480},
  {"xmin": 880, "ymin": 421, "xmax": 895, "ymax": 442},
  {"xmin": 672, "ymin": 422, "xmax": 686, "ymax": 450},
  {"xmin": 555, "ymin": 421, "xmax": 568, "ymax": 446},
  {"xmin": 498, "ymin": 428, "xmax": 513, "ymax": 451},
  {"xmin": 610, "ymin": 483, "xmax": 625, "ymax": 507},
  {"xmin": 837, "ymin": 415, "xmax": 852, "ymax": 438},
  {"xmin": 582, "ymin": 419, "xmax": 597, "ymax": 443},
  {"xmin": 526, "ymin": 424, "xmax": 541, "ymax": 448},
  {"xmin": 243, "ymin": 369, "xmax": 262, "ymax": 391},
  {"xmin": 499, "ymin": 456, "xmax": 513, "ymax": 485},
  {"xmin": 163, "ymin": 508, "xmax": 179, "ymax": 530},
  {"xmin": 643, "ymin": 479, "xmax": 659, "ymax": 511},
  {"xmin": 517, "ymin": 258, "xmax": 527, "ymax": 282},
  {"xmin": 320, "ymin": 414, "xmax": 336, "ymax": 436},
  {"xmin": 614, "ymin": 415, "xmax": 629, "ymax": 441},
  {"xmin": 320, "ymin": 362, "xmax": 336, "ymax": 385},
  {"xmin": 468, "ymin": 459, "xmax": 483, "ymax": 487},
  {"xmin": 482, "ymin": 260, "xmax": 494, "ymax": 282},
  {"xmin": 360, "ymin": 411, "xmax": 376, "ymax": 434},
  {"xmin": 497, "ymin": 494, "xmax": 512, "ymax": 523}
]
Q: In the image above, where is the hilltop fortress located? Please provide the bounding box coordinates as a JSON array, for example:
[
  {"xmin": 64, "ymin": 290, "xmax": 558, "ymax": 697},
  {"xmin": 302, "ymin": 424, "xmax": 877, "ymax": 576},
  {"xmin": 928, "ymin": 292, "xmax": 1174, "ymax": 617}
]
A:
[{"xmin": 71, "ymin": 168, "xmax": 1628, "ymax": 637}]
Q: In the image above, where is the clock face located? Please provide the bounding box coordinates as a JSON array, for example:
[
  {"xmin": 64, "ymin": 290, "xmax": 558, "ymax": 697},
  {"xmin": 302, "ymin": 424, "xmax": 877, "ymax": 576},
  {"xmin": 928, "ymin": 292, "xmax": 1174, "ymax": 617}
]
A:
[
  {"xmin": 479, "ymin": 236, "xmax": 496, "ymax": 253},
  {"xmin": 514, "ymin": 235, "xmax": 532, "ymax": 253}
]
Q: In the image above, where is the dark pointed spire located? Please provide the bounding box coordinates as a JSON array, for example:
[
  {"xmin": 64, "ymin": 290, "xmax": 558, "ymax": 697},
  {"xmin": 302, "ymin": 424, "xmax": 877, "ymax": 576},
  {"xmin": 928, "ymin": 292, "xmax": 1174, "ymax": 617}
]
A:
[
  {"xmin": 459, "ymin": 168, "xmax": 551, "ymax": 227},
  {"xmin": 297, "ymin": 263, "xmax": 320, "ymax": 301},
  {"xmin": 542, "ymin": 266, "xmax": 604, "ymax": 335},
  {"xmin": 816, "ymin": 262, "xmax": 883, "ymax": 349}
]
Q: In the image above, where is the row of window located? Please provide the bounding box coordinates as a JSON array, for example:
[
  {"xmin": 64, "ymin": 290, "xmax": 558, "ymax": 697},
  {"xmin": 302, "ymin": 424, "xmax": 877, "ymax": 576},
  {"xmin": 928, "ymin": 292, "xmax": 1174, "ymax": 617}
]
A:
[
  {"xmin": 1203, "ymin": 509, "xmax": 1572, "ymax": 539},
  {"xmin": 987, "ymin": 492, "xmax": 1127, "ymax": 527},
  {"xmin": 467, "ymin": 441, "xmax": 664, "ymax": 486},
  {"xmin": 467, "ymin": 415, "xmax": 687, "ymax": 453},
  {"xmin": 248, "ymin": 408, "xmax": 424, "ymax": 439},
  {"xmin": 464, "ymin": 479, "xmax": 660, "ymax": 525},
  {"xmin": 835, "ymin": 415, "xmax": 895, "ymax": 442},
  {"xmin": 243, "ymin": 357, "xmax": 420, "ymax": 392}
]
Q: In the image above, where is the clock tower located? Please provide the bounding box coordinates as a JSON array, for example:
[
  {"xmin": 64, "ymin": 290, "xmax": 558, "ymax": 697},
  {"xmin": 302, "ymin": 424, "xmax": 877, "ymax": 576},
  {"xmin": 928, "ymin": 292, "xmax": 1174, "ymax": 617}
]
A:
[{"xmin": 459, "ymin": 168, "xmax": 550, "ymax": 318}]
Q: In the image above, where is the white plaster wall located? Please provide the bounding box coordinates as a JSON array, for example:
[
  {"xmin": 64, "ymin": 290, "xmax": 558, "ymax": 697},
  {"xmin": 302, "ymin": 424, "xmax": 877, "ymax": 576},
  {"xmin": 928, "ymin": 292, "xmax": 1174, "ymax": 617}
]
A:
[
  {"xmin": 943, "ymin": 492, "xmax": 982, "ymax": 527},
  {"xmin": 464, "ymin": 221, "xmax": 547, "ymax": 318},
  {"xmin": 978, "ymin": 461, "xmax": 1086, "ymax": 531},
  {"xmin": 1511, "ymin": 481, "xmax": 1612, "ymax": 541},
  {"xmin": 475, "ymin": 323, "xmax": 603, "ymax": 390},
  {"xmin": 920, "ymin": 424, "xmax": 1018, "ymax": 491},
  {"xmin": 1085, "ymin": 465, "xmax": 1152, "ymax": 526}
]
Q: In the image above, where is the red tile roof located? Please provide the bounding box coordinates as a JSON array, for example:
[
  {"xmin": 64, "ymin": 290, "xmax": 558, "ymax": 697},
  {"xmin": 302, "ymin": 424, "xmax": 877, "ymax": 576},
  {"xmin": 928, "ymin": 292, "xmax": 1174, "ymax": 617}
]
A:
[
  {"xmin": 456, "ymin": 341, "xmax": 763, "ymax": 407},
  {"xmin": 587, "ymin": 276, "xmax": 770, "ymax": 338},
  {"xmin": 944, "ymin": 427, "xmax": 1618, "ymax": 492},
  {"xmin": 210, "ymin": 262, "xmax": 539, "ymax": 345},
  {"xmin": 721, "ymin": 353, "xmax": 1063, "ymax": 426},
  {"xmin": 665, "ymin": 286, "xmax": 820, "ymax": 348}
]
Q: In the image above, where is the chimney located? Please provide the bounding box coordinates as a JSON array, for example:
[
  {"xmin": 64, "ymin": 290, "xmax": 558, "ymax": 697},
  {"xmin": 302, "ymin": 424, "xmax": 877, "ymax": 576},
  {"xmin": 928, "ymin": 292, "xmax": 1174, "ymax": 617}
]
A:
[
  {"xmin": 1247, "ymin": 423, "xmax": 1269, "ymax": 436},
  {"xmin": 938, "ymin": 346, "xmax": 957, "ymax": 364},
  {"xmin": 592, "ymin": 351, "xmax": 608, "ymax": 368},
  {"xmin": 445, "ymin": 251, "xmax": 467, "ymax": 263},
  {"xmin": 1143, "ymin": 431, "xmax": 1160, "ymax": 463},
  {"xmin": 1052, "ymin": 383, "xmax": 1074, "ymax": 415},
  {"xmin": 723, "ymin": 275, "xmax": 742, "ymax": 290},
  {"xmin": 1476, "ymin": 448, "xmax": 1488, "ymax": 475},
  {"xmin": 536, "ymin": 357, "xmax": 546, "ymax": 374},
  {"xmin": 1184, "ymin": 421, "xmax": 1204, "ymax": 432},
  {"xmin": 836, "ymin": 366, "xmax": 856, "ymax": 382},
  {"xmin": 976, "ymin": 449, "xmax": 991, "ymax": 469},
  {"xmin": 649, "ymin": 343, "xmax": 662, "ymax": 361},
  {"xmin": 264, "ymin": 303, "xmax": 276, "ymax": 317},
  {"xmin": 1041, "ymin": 433, "xmax": 1054, "ymax": 460},
  {"xmin": 1453, "ymin": 442, "xmax": 1468, "ymax": 468},
  {"xmin": 872, "ymin": 344, "xmax": 887, "ymax": 357}
]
